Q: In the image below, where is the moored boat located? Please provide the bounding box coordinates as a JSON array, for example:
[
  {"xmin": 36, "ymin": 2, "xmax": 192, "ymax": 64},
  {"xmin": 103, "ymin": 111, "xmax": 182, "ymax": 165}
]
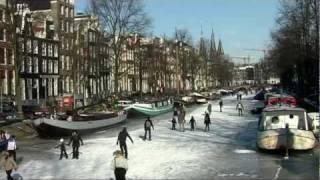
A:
[
  {"xmin": 189, "ymin": 92, "xmax": 208, "ymax": 104},
  {"xmin": 257, "ymin": 106, "xmax": 316, "ymax": 150},
  {"xmin": 126, "ymin": 99, "xmax": 173, "ymax": 117},
  {"xmin": 33, "ymin": 111, "xmax": 127, "ymax": 137}
]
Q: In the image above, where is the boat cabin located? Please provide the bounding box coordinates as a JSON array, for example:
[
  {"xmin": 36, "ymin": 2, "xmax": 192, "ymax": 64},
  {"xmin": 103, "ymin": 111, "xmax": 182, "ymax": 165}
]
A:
[
  {"xmin": 258, "ymin": 107, "xmax": 312, "ymax": 131},
  {"xmin": 266, "ymin": 95, "xmax": 297, "ymax": 107}
]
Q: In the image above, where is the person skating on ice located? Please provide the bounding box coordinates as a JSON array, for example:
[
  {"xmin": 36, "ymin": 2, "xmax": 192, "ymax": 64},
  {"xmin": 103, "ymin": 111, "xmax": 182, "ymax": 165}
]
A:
[
  {"xmin": 111, "ymin": 150, "xmax": 128, "ymax": 180},
  {"xmin": 189, "ymin": 116, "xmax": 196, "ymax": 131},
  {"xmin": 117, "ymin": 127, "xmax": 134, "ymax": 159},
  {"xmin": 236, "ymin": 101, "xmax": 244, "ymax": 116},
  {"xmin": 204, "ymin": 112, "xmax": 211, "ymax": 131},
  {"xmin": 55, "ymin": 138, "xmax": 68, "ymax": 160},
  {"xmin": 171, "ymin": 117, "xmax": 177, "ymax": 130},
  {"xmin": 144, "ymin": 117, "xmax": 154, "ymax": 140},
  {"xmin": 219, "ymin": 99, "xmax": 223, "ymax": 112},
  {"xmin": 207, "ymin": 103, "xmax": 212, "ymax": 115},
  {"xmin": 68, "ymin": 131, "xmax": 84, "ymax": 159}
]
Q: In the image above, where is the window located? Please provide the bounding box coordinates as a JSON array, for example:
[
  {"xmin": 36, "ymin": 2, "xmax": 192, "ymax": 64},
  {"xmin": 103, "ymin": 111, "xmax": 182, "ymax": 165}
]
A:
[
  {"xmin": 61, "ymin": 55, "xmax": 64, "ymax": 70},
  {"xmin": 48, "ymin": 44, "xmax": 53, "ymax": 57},
  {"xmin": 0, "ymin": 48, "xmax": 4, "ymax": 64},
  {"xmin": 0, "ymin": 29, "xmax": 4, "ymax": 41},
  {"xmin": 26, "ymin": 57, "xmax": 32, "ymax": 73},
  {"xmin": 61, "ymin": 21, "xmax": 64, "ymax": 31},
  {"xmin": 7, "ymin": 49, "xmax": 12, "ymax": 65},
  {"xmin": 42, "ymin": 59, "xmax": 47, "ymax": 73},
  {"xmin": 70, "ymin": 9, "xmax": 74, "ymax": 18},
  {"xmin": 48, "ymin": 60, "xmax": 53, "ymax": 73},
  {"xmin": 20, "ymin": 56, "xmax": 24, "ymax": 73},
  {"xmin": 33, "ymin": 40, "xmax": 38, "ymax": 54},
  {"xmin": 65, "ymin": 7, "xmax": 68, "ymax": 17},
  {"xmin": 65, "ymin": 56, "xmax": 69, "ymax": 70},
  {"xmin": 54, "ymin": 45, "xmax": 58, "ymax": 57},
  {"xmin": 0, "ymin": 10, "xmax": 3, "ymax": 22},
  {"xmin": 66, "ymin": 21, "xmax": 69, "ymax": 33},
  {"xmin": 42, "ymin": 42, "xmax": 46, "ymax": 56},
  {"xmin": 61, "ymin": 6, "xmax": 64, "ymax": 15},
  {"xmin": 33, "ymin": 57, "xmax": 38, "ymax": 73},
  {"xmin": 27, "ymin": 39, "xmax": 32, "ymax": 53},
  {"xmin": 54, "ymin": 61, "xmax": 58, "ymax": 74}
]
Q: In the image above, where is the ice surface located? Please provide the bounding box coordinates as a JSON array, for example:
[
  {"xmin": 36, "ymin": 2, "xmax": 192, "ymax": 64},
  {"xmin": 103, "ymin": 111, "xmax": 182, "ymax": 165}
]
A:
[{"xmin": 0, "ymin": 94, "xmax": 317, "ymax": 179}]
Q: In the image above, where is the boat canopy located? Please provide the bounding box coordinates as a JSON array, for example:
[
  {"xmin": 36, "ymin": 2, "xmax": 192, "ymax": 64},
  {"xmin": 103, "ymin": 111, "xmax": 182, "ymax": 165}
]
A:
[{"xmin": 259, "ymin": 109, "xmax": 310, "ymax": 131}]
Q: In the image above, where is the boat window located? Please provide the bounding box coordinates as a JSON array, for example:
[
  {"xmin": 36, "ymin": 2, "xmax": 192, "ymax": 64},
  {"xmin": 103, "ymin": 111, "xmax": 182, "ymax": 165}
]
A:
[
  {"xmin": 298, "ymin": 118, "xmax": 306, "ymax": 130},
  {"xmin": 155, "ymin": 102, "xmax": 158, "ymax": 108},
  {"xmin": 271, "ymin": 116, "xmax": 279, "ymax": 124}
]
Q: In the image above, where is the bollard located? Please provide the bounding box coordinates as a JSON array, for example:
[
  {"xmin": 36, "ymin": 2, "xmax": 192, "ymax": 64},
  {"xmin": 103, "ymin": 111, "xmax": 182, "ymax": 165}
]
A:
[{"xmin": 284, "ymin": 123, "xmax": 289, "ymax": 160}]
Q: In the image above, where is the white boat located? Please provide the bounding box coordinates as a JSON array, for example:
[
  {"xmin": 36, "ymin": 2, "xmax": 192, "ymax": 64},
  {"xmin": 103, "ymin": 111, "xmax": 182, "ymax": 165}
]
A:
[
  {"xmin": 117, "ymin": 100, "xmax": 134, "ymax": 108},
  {"xmin": 181, "ymin": 96, "xmax": 195, "ymax": 104},
  {"xmin": 33, "ymin": 111, "xmax": 127, "ymax": 137},
  {"xmin": 307, "ymin": 112, "xmax": 319, "ymax": 136},
  {"xmin": 189, "ymin": 92, "xmax": 208, "ymax": 104},
  {"xmin": 257, "ymin": 106, "xmax": 317, "ymax": 150}
]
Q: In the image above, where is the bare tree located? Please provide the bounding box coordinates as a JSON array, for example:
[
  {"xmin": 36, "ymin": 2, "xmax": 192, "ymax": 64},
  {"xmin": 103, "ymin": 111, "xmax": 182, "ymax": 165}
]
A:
[
  {"xmin": 268, "ymin": 0, "xmax": 319, "ymax": 98},
  {"xmin": 90, "ymin": 0, "xmax": 151, "ymax": 94}
]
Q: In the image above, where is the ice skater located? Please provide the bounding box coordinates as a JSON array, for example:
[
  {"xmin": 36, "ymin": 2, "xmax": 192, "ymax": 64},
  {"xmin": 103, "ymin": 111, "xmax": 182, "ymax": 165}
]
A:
[
  {"xmin": 55, "ymin": 138, "xmax": 68, "ymax": 160},
  {"xmin": 68, "ymin": 131, "xmax": 84, "ymax": 159},
  {"xmin": 219, "ymin": 99, "xmax": 223, "ymax": 112},
  {"xmin": 117, "ymin": 127, "xmax": 134, "ymax": 159},
  {"xmin": 236, "ymin": 101, "xmax": 244, "ymax": 116},
  {"xmin": 0, "ymin": 151, "xmax": 17, "ymax": 180},
  {"xmin": 178, "ymin": 108, "xmax": 186, "ymax": 132},
  {"xmin": 171, "ymin": 117, "xmax": 177, "ymax": 130},
  {"xmin": 7, "ymin": 135, "xmax": 17, "ymax": 162},
  {"xmin": 111, "ymin": 150, "xmax": 128, "ymax": 180},
  {"xmin": 189, "ymin": 116, "xmax": 196, "ymax": 131},
  {"xmin": 207, "ymin": 103, "xmax": 212, "ymax": 115},
  {"xmin": 204, "ymin": 112, "xmax": 211, "ymax": 132},
  {"xmin": 144, "ymin": 117, "xmax": 154, "ymax": 140}
]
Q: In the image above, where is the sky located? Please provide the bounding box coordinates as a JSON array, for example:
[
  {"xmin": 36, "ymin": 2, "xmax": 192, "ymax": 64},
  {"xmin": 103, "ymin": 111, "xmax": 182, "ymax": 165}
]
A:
[{"xmin": 75, "ymin": 0, "xmax": 279, "ymax": 63}]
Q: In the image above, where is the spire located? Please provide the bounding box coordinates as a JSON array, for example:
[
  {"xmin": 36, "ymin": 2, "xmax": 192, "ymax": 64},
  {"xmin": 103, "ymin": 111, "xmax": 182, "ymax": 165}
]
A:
[
  {"xmin": 210, "ymin": 29, "xmax": 216, "ymax": 59},
  {"xmin": 217, "ymin": 39, "xmax": 224, "ymax": 55}
]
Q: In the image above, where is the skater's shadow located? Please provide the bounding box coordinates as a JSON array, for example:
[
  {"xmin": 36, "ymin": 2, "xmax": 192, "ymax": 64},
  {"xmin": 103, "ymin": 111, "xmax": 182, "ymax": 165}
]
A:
[{"xmin": 138, "ymin": 135, "xmax": 145, "ymax": 141}]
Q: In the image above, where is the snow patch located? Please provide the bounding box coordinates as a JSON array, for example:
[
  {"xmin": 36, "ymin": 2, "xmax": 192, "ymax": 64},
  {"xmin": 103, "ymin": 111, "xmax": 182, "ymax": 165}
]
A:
[{"xmin": 234, "ymin": 149, "xmax": 256, "ymax": 154}]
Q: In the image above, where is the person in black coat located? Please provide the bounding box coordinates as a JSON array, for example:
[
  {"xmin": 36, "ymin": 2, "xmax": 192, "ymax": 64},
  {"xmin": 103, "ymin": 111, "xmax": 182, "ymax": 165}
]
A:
[
  {"xmin": 204, "ymin": 112, "xmax": 211, "ymax": 132},
  {"xmin": 144, "ymin": 117, "xmax": 154, "ymax": 141},
  {"xmin": 171, "ymin": 117, "xmax": 177, "ymax": 130},
  {"xmin": 68, "ymin": 131, "xmax": 84, "ymax": 159},
  {"xmin": 219, "ymin": 99, "xmax": 223, "ymax": 112},
  {"xmin": 117, "ymin": 127, "xmax": 134, "ymax": 159},
  {"xmin": 189, "ymin": 116, "xmax": 196, "ymax": 131},
  {"xmin": 55, "ymin": 138, "xmax": 68, "ymax": 160}
]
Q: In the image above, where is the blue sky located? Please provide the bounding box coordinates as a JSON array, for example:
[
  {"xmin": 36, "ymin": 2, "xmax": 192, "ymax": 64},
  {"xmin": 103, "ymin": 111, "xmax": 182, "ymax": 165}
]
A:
[{"xmin": 75, "ymin": 0, "xmax": 279, "ymax": 63}]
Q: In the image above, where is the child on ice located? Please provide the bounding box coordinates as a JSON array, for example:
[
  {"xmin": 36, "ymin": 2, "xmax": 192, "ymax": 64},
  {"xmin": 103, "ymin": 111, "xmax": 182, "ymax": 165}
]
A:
[{"xmin": 55, "ymin": 138, "xmax": 68, "ymax": 160}]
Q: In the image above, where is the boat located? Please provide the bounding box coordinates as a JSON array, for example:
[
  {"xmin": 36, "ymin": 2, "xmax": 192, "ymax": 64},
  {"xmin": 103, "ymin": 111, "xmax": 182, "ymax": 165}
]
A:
[
  {"xmin": 257, "ymin": 106, "xmax": 317, "ymax": 150},
  {"xmin": 307, "ymin": 112, "xmax": 319, "ymax": 136},
  {"xmin": 266, "ymin": 95, "xmax": 297, "ymax": 107},
  {"xmin": 189, "ymin": 92, "xmax": 208, "ymax": 104},
  {"xmin": 181, "ymin": 95, "xmax": 195, "ymax": 105},
  {"xmin": 126, "ymin": 99, "xmax": 173, "ymax": 117},
  {"xmin": 116, "ymin": 100, "xmax": 134, "ymax": 108},
  {"xmin": 33, "ymin": 104, "xmax": 127, "ymax": 137}
]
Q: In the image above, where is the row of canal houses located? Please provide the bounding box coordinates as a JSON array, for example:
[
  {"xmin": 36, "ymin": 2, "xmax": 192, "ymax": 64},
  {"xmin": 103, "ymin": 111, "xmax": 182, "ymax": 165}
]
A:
[{"xmin": 0, "ymin": 0, "xmax": 222, "ymax": 108}]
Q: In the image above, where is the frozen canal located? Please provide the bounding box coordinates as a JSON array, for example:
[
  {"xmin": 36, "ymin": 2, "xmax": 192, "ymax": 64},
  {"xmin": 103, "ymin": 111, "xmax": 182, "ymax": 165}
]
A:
[{"xmin": 1, "ymin": 95, "xmax": 319, "ymax": 179}]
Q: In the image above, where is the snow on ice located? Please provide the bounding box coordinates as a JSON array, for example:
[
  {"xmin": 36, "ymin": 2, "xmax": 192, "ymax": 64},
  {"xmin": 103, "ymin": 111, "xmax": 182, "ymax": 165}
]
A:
[{"xmin": 0, "ymin": 95, "xmax": 261, "ymax": 179}]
